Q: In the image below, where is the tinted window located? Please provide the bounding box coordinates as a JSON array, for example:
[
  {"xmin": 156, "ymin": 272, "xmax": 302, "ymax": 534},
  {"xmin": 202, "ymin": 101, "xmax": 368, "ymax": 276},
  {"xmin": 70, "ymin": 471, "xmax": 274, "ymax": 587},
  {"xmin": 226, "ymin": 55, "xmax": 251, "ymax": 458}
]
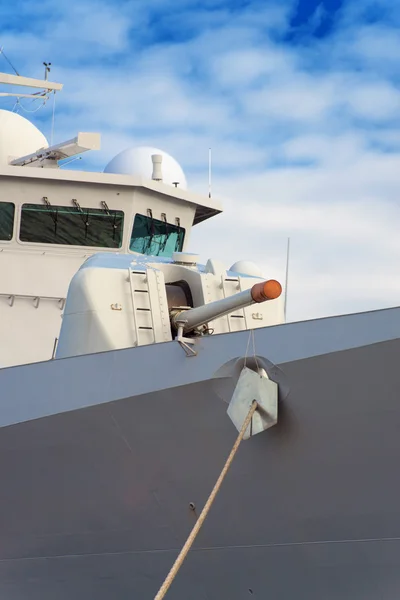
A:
[
  {"xmin": 130, "ymin": 213, "xmax": 185, "ymax": 257},
  {"xmin": 0, "ymin": 202, "xmax": 15, "ymax": 241},
  {"xmin": 20, "ymin": 203, "xmax": 124, "ymax": 248}
]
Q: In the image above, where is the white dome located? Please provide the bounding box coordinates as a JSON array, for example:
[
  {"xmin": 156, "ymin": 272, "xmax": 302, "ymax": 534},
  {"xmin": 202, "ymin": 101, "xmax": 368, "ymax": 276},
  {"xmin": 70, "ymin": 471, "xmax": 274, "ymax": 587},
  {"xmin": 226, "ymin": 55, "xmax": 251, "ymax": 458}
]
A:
[
  {"xmin": 0, "ymin": 110, "xmax": 48, "ymax": 166},
  {"xmin": 104, "ymin": 146, "xmax": 187, "ymax": 190},
  {"xmin": 230, "ymin": 261, "xmax": 264, "ymax": 278}
]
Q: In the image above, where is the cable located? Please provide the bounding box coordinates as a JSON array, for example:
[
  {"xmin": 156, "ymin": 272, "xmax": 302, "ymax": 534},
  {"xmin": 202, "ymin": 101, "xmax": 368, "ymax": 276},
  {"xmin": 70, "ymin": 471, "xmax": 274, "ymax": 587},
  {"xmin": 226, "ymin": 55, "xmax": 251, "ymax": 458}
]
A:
[{"xmin": 0, "ymin": 46, "xmax": 19, "ymax": 75}]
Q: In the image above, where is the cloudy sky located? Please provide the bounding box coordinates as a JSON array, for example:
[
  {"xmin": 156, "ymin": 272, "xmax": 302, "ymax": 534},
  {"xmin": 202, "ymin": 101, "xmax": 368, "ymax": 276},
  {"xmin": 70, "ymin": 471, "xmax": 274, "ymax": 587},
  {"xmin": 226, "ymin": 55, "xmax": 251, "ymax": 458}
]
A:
[{"xmin": 1, "ymin": 0, "xmax": 399, "ymax": 322}]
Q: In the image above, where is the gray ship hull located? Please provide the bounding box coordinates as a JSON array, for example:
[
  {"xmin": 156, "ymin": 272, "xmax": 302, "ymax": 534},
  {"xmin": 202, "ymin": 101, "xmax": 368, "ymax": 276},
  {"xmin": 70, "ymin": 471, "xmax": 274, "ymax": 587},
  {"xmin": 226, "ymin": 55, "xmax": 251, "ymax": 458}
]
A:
[{"xmin": 1, "ymin": 308, "xmax": 400, "ymax": 599}]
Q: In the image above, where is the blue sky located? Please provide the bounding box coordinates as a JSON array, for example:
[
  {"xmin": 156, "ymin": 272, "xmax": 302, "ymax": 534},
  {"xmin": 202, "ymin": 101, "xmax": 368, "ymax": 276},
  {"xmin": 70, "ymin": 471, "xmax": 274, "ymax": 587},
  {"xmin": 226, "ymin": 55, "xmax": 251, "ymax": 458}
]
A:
[{"xmin": 1, "ymin": 0, "xmax": 400, "ymax": 320}]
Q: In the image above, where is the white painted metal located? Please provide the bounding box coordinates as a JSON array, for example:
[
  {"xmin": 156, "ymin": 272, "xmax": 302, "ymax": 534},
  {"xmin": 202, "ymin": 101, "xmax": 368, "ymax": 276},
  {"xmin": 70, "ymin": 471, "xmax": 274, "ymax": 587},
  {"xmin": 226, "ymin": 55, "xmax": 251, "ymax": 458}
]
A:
[
  {"xmin": 172, "ymin": 280, "xmax": 248, "ymax": 333},
  {"xmin": 55, "ymin": 261, "xmax": 174, "ymax": 359},
  {"xmin": 55, "ymin": 254, "xmax": 284, "ymax": 359},
  {"xmin": 104, "ymin": 146, "xmax": 188, "ymax": 190},
  {"xmin": 0, "ymin": 249, "xmax": 88, "ymax": 367},
  {"xmin": 0, "ymin": 92, "xmax": 48, "ymax": 98},
  {"xmin": 172, "ymin": 252, "xmax": 198, "ymax": 265},
  {"xmin": 151, "ymin": 154, "xmax": 163, "ymax": 181},
  {"xmin": 0, "ymin": 71, "xmax": 63, "ymax": 91},
  {"xmin": 229, "ymin": 260, "xmax": 264, "ymax": 278},
  {"xmin": 0, "ymin": 159, "xmax": 223, "ymax": 366},
  {"xmin": 0, "ymin": 68, "xmax": 281, "ymax": 368},
  {"xmin": 10, "ymin": 132, "xmax": 101, "ymax": 167},
  {"xmin": 0, "ymin": 110, "xmax": 48, "ymax": 166},
  {"xmin": 221, "ymin": 276, "xmax": 246, "ymax": 333}
]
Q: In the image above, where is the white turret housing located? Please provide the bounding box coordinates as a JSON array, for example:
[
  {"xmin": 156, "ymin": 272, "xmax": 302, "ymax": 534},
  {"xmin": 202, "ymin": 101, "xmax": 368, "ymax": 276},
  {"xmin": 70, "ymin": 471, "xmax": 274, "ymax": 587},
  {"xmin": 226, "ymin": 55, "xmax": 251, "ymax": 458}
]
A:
[{"xmin": 55, "ymin": 253, "xmax": 284, "ymax": 359}]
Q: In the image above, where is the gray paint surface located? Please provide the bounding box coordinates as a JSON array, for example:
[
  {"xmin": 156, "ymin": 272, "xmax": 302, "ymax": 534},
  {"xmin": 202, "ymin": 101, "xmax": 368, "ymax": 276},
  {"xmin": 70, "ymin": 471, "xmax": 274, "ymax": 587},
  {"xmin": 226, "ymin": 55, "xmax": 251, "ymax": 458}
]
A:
[
  {"xmin": 1, "ymin": 305, "xmax": 400, "ymax": 427},
  {"xmin": 0, "ymin": 333, "xmax": 400, "ymax": 598}
]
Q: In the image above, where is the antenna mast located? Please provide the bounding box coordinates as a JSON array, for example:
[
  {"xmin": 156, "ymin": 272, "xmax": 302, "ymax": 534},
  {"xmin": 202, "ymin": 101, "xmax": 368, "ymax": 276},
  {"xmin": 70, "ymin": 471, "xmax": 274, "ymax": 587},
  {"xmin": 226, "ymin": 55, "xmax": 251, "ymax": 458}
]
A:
[
  {"xmin": 208, "ymin": 147, "xmax": 212, "ymax": 198},
  {"xmin": 0, "ymin": 68, "xmax": 62, "ymax": 99},
  {"xmin": 0, "ymin": 48, "xmax": 61, "ymax": 98},
  {"xmin": 284, "ymin": 237, "xmax": 290, "ymax": 321}
]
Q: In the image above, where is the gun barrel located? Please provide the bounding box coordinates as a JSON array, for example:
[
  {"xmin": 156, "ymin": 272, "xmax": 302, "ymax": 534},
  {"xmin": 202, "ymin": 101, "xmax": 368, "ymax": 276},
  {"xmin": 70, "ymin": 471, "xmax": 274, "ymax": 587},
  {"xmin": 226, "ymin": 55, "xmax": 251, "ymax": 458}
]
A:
[{"xmin": 172, "ymin": 279, "xmax": 282, "ymax": 333}]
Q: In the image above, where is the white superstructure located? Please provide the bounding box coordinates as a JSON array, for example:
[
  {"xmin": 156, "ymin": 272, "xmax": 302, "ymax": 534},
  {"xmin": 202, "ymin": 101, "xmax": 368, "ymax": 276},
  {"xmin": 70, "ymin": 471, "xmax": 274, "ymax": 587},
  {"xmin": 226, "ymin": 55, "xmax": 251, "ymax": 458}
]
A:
[{"xmin": 0, "ymin": 68, "xmax": 283, "ymax": 368}]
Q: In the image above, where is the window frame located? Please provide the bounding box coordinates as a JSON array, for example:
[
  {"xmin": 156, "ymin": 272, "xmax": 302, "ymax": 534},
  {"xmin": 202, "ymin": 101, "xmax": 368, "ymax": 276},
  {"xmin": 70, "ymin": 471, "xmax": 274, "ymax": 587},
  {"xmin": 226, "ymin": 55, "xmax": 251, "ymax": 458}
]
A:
[
  {"xmin": 128, "ymin": 212, "xmax": 185, "ymax": 258},
  {"xmin": 0, "ymin": 201, "xmax": 16, "ymax": 243},
  {"xmin": 17, "ymin": 202, "xmax": 125, "ymax": 250}
]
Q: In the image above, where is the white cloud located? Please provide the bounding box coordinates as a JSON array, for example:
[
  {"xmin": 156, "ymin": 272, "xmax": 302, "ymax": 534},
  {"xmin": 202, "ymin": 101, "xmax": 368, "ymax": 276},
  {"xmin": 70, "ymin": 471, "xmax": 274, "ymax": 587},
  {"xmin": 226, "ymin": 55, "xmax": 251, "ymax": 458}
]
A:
[
  {"xmin": 244, "ymin": 75, "xmax": 337, "ymax": 122},
  {"xmin": 281, "ymin": 132, "xmax": 366, "ymax": 165},
  {"xmin": 190, "ymin": 158, "xmax": 400, "ymax": 321},
  {"xmin": 50, "ymin": 5, "xmax": 131, "ymax": 53},
  {"xmin": 346, "ymin": 25, "xmax": 400, "ymax": 65},
  {"xmin": 211, "ymin": 46, "xmax": 298, "ymax": 87},
  {"xmin": 344, "ymin": 80, "xmax": 400, "ymax": 121}
]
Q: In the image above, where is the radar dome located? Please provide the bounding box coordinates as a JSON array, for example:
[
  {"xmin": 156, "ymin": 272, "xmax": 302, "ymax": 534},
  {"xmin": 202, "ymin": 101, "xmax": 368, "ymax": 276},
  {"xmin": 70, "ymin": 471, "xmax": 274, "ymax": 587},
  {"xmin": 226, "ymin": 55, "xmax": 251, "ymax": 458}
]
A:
[
  {"xmin": 230, "ymin": 261, "xmax": 264, "ymax": 278},
  {"xmin": 104, "ymin": 146, "xmax": 187, "ymax": 190},
  {"xmin": 0, "ymin": 110, "xmax": 48, "ymax": 166}
]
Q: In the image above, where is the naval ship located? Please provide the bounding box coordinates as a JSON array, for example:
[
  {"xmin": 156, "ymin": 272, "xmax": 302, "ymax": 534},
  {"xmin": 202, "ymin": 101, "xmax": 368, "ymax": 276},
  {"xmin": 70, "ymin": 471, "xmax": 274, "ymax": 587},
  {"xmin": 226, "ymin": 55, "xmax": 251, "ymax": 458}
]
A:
[{"xmin": 1, "ymin": 68, "xmax": 400, "ymax": 600}]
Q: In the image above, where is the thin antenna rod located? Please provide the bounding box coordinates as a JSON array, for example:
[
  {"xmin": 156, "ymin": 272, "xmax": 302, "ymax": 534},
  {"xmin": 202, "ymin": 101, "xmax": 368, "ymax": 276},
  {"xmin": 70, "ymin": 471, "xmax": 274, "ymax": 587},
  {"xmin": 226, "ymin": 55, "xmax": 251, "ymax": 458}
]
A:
[
  {"xmin": 59, "ymin": 156, "xmax": 82, "ymax": 168},
  {"xmin": 284, "ymin": 237, "xmax": 290, "ymax": 321},
  {"xmin": 50, "ymin": 91, "xmax": 56, "ymax": 146},
  {"xmin": 208, "ymin": 147, "xmax": 212, "ymax": 198}
]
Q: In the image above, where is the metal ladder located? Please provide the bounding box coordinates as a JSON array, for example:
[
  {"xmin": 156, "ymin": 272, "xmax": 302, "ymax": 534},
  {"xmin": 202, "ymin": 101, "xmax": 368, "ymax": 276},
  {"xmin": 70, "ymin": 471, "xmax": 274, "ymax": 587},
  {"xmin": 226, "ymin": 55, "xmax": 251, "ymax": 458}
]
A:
[
  {"xmin": 221, "ymin": 276, "xmax": 247, "ymax": 332},
  {"xmin": 128, "ymin": 269, "xmax": 156, "ymax": 346}
]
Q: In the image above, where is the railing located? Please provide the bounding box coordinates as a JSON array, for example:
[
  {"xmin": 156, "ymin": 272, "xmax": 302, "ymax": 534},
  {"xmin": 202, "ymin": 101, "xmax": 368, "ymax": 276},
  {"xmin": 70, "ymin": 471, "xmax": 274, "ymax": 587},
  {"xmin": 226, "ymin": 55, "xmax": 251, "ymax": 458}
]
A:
[{"xmin": 0, "ymin": 292, "xmax": 65, "ymax": 309}]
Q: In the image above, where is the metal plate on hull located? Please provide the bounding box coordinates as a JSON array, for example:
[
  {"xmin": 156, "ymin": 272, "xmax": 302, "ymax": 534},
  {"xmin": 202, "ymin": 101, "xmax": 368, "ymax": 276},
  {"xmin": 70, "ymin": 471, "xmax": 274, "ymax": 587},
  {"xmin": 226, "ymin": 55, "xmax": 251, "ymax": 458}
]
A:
[{"xmin": 1, "ymin": 336, "xmax": 400, "ymax": 598}]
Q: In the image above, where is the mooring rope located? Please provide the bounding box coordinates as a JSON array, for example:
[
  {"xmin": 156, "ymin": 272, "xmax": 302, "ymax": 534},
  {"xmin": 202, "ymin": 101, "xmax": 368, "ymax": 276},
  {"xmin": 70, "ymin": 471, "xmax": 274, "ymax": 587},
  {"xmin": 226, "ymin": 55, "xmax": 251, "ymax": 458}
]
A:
[{"xmin": 154, "ymin": 400, "xmax": 258, "ymax": 600}]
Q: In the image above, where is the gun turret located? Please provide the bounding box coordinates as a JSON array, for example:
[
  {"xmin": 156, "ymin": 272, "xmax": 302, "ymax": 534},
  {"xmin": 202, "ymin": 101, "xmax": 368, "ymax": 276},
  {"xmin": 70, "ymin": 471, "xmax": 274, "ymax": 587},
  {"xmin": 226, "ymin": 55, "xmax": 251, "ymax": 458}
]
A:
[{"xmin": 170, "ymin": 279, "xmax": 282, "ymax": 335}]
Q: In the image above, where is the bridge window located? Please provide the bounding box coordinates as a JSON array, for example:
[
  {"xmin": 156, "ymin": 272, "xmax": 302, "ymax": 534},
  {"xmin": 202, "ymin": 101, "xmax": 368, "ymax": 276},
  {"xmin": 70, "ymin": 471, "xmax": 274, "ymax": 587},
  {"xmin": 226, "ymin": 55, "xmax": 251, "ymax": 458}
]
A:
[
  {"xmin": 0, "ymin": 202, "xmax": 15, "ymax": 241},
  {"xmin": 20, "ymin": 203, "xmax": 124, "ymax": 248},
  {"xmin": 130, "ymin": 213, "xmax": 185, "ymax": 257}
]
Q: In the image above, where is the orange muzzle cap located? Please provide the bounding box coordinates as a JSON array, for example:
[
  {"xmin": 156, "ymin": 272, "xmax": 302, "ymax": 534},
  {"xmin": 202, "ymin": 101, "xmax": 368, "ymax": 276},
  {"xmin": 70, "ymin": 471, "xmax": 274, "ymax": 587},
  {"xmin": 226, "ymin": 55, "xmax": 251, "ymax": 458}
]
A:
[{"xmin": 251, "ymin": 279, "xmax": 282, "ymax": 303}]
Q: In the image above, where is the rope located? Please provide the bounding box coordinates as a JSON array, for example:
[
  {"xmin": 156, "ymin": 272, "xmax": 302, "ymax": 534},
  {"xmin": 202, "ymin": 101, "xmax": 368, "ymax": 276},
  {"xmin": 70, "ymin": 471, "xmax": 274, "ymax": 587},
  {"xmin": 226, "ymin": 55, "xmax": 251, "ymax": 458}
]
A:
[
  {"xmin": 154, "ymin": 400, "xmax": 258, "ymax": 600},
  {"xmin": 243, "ymin": 329, "xmax": 252, "ymax": 367},
  {"xmin": 244, "ymin": 329, "xmax": 259, "ymax": 371},
  {"xmin": 251, "ymin": 329, "xmax": 259, "ymax": 372}
]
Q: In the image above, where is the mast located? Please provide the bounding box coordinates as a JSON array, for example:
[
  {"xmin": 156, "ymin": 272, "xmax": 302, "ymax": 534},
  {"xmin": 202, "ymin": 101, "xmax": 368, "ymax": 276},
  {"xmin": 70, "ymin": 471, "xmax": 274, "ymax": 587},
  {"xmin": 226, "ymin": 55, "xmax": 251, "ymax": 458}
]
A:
[
  {"xmin": 208, "ymin": 148, "xmax": 212, "ymax": 198},
  {"xmin": 284, "ymin": 237, "xmax": 290, "ymax": 321},
  {"xmin": 0, "ymin": 71, "xmax": 63, "ymax": 98}
]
